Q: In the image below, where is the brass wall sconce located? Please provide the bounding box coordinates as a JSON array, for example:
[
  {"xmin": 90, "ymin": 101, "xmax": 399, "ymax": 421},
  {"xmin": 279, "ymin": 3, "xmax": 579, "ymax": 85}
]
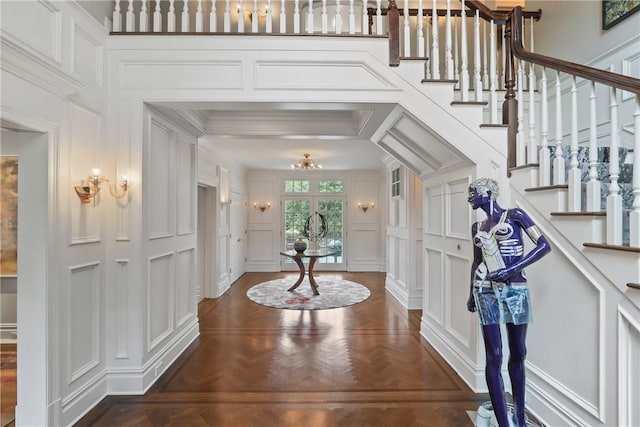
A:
[
  {"xmin": 75, "ymin": 168, "xmax": 129, "ymax": 204},
  {"xmin": 358, "ymin": 202, "xmax": 374, "ymax": 213},
  {"xmin": 254, "ymin": 202, "xmax": 271, "ymax": 212}
]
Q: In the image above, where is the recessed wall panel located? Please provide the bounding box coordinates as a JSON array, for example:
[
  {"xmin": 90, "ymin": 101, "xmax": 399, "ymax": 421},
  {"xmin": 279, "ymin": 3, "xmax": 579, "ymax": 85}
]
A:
[
  {"xmin": 176, "ymin": 136, "xmax": 195, "ymax": 235},
  {"xmin": 147, "ymin": 119, "xmax": 173, "ymax": 239},
  {"xmin": 425, "ymin": 184, "xmax": 443, "ymax": 236},
  {"xmin": 148, "ymin": 253, "xmax": 173, "ymax": 350},
  {"xmin": 248, "ymin": 229, "xmax": 274, "ymax": 261},
  {"xmin": 119, "ymin": 61, "xmax": 242, "ymax": 89},
  {"xmin": 68, "ymin": 263, "xmax": 100, "ymax": 382},
  {"xmin": 1, "ymin": 1, "xmax": 61, "ymax": 62},
  {"xmin": 446, "ymin": 254, "xmax": 471, "ymax": 348},
  {"xmin": 618, "ymin": 309, "xmax": 640, "ymax": 426},
  {"xmin": 447, "ymin": 178, "xmax": 470, "ymax": 238},
  {"xmin": 425, "ymin": 248, "xmax": 443, "ymax": 323},
  {"xmin": 351, "ymin": 229, "xmax": 379, "ymax": 261},
  {"xmin": 72, "ymin": 23, "xmax": 103, "ymax": 86},
  {"xmin": 176, "ymin": 249, "xmax": 194, "ymax": 327}
]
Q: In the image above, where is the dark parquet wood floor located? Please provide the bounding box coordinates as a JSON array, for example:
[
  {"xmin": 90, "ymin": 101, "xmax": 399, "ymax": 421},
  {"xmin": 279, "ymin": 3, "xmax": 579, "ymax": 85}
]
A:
[{"xmin": 75, "ymin": 272, "xmax": 485, "ymax": 426}]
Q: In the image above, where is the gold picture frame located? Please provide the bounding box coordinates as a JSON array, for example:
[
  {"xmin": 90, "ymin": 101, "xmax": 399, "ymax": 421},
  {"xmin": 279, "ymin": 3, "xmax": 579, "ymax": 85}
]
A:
[{"xmin": 1, "ymin": 156, "xmax": 18, "ymax": 276}]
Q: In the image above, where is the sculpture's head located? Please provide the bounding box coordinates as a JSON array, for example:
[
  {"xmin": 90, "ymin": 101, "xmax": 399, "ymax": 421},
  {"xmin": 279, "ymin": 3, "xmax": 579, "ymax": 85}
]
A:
[{"xmin": 468, "ymin": 178, "xmax": 499, "ymax": 209}]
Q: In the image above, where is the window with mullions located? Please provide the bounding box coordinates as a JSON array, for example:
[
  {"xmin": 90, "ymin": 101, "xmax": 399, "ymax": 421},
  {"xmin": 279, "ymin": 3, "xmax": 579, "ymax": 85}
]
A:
[
  {"xmin": 318, "ymin": 180, "xmax": 344, "ymax": 193},
  {"xmin": 391, "ymin": 167, "xmax": 401, "ymax": 198},
  {"xmin": 284, "ymin": 180, "xmax": 310, "ymax": 193}
]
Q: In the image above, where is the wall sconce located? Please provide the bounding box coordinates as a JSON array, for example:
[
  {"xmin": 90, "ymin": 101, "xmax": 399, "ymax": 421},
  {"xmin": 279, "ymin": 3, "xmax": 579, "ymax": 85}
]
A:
[
  {"xmin": 74, "ymin": 168, "xmax": 129, "ymax": 204},
  {"xmin": 254, "ymin": 202, "xmax": 271, "ymax": 212},
  {"xmin": 358, "ymin": 202, "xmax": 374, "ymax": 213}
]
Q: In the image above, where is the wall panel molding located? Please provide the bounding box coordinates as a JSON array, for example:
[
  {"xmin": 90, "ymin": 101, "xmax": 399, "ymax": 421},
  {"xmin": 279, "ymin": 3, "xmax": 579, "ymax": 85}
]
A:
[
  {"xmin": 114, "ymin": 259, "xmax": 130, "ymax": 360},
  {"xmin": 618, "ymin": 305, "xmax": 640, "ymax": 426},
  {"xmin": 147, "ymin": 252, "xmax": 174, "ymax": 352}
]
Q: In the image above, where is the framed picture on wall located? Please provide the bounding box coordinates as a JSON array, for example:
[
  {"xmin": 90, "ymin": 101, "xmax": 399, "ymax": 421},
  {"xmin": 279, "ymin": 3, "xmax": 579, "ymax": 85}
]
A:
[
  {"xmin": 1, "ymin": 156, "xmax": 18, "ymax": 276},
  {"xmin": 603, "ymin": 0, "xmax": 640, "ymax": 29}
]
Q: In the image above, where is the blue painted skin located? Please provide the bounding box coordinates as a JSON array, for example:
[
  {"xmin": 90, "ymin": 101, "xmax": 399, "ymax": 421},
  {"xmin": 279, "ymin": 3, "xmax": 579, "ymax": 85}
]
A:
[{"xmin": 467, "ymin": 179, "xmax": 551, "ymax": 427}]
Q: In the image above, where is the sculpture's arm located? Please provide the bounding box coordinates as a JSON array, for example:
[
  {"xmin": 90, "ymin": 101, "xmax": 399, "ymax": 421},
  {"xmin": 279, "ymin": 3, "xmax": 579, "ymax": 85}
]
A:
[{"xmin": 468, "ymin": 222, "xmax": 482, "ymax": 312}]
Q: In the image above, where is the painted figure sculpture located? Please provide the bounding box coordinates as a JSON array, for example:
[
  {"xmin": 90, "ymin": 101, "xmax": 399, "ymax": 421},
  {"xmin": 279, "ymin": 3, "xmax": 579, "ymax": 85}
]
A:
[{"xmin": 467, "ymin": 178, "xmax": 551, "ymax": 427}]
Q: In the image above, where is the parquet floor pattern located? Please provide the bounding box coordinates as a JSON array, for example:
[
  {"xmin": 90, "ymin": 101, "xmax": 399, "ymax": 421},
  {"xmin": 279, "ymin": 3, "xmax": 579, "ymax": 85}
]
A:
[{"xmin": 76, "ymin": 272, "xmax": 485, "ymax": 426}]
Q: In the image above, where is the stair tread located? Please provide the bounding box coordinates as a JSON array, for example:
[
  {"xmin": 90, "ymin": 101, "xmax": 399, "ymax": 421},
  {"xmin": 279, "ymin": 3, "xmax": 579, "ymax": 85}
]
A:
[
  {"xmin": 510, "ymin": 163, "xmax": 540, "ymax": 171},
  {"xmin": 400, "ymin": 56, "xmax": 429, "ymax": 61},
  {"xmin": 421, "ymin": 78, "xmax": 458, "ymax": 83},
  {"xmin": 550, "ymin": 211, "xmax": 606, "ymax": 216},
  {"xmin": 480, "ymin": 123, "xmax": 509, "ymax": 128},
  {"xmin": 583, "ymin": 242, "xmax": 640, "ymax": 253},
  {"xmin": 451, "ymin": 101, "xmax": 488, "ymax": 106},
  {"xmin": 525, "ymin": 184, "xmax": 569, "ymax": 192}
]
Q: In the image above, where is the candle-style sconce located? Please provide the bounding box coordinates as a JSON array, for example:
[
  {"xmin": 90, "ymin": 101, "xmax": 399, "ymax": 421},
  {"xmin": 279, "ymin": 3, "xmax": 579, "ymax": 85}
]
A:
[
  {"xmin": 75, "ymin": 168, "xmax": 129, "ymax": 204},
  {"xmin": 254, "ymin": 202, "xmax": 271, "ymax": 212},
  {"xmin": 358, "ymin": 202, "xmax": 374, "ymax": 213}
]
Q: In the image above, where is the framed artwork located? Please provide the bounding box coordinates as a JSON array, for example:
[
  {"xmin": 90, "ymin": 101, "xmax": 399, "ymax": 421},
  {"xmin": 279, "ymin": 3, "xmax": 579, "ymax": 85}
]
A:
[
  {"xmin": 603, "ymin": 0, "xmax": 640, "ymax": 30},
  {"xmin": 0, "ymin": 156, "xmax": 18, "ymax": 276}
]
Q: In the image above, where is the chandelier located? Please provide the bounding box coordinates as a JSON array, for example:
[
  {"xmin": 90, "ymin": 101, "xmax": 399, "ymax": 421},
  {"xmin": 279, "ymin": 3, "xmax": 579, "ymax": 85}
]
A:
[{"xmin": 291, "ymin": 153, "xmax": 322, "ymax": 170}]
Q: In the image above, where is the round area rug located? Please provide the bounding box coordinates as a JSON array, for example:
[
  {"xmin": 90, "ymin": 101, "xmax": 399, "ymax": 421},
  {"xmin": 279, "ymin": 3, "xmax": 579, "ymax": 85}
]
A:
[{"xmin": 247, "ymin": 278, "xmax": 370, "ymax": 310}]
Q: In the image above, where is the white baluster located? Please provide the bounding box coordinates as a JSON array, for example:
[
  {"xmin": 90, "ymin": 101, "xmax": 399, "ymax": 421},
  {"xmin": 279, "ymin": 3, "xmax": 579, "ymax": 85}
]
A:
[
  {"xmin": 453, "ymin": 16, "xmax": 459, "ymax": 86},
  {"xmin": 403, "ymin": 0, "xmax": 410, "ymax": 56},
  {"xmin": 630, "ymin": 96, "xmax": 640, "ymax": 247},
  {"xmin": 266, "ymin": 0, "xmax": 273, "ymax": 33},
  {"xmin": 224, "ymin": 0, "xmax": 231, "ymax": 31},
  {"xmin": 238, "ymin": 0, "xmax": 245, "ymax": 32},
  {"xmin": 362, "ymin": 0, "xmax": 368, "ymax": 34},
  {"xmin": 335, "ymin": 0, "xmax": 342, "ymax": 34},
  {"xmin": 482, "ymin": 20, "xmax": 488, "ymax": 89},
  {"xmin": 280, "ymin": 0, "xmax": 286, "ymax": 33},
  {"xmin": 154, "ymin": 0, "xmax": 162, "ymax": 32},
  {"xmin": 489, "ymin": 20, "xmax": 497, "ymax": 123},
  {"xmin": 181, "ymin": 0, "xmax": 190, "ymax": 32},
  {"xmin": 168, "ymin": 0, "xmax": 176, "ymax": 32},
  {"xmin": 431, "ymin": 0, "xmax": 439, "ymax": 79},
  {"xmin": 196, "ymin": 0, "xmax": 203, "ymax": 32},
  {"xmin": 552, "ymin": 71, "xmax": 565, "ymax": 185},
  {"xmin": 445, "ymin": 0, "xmax": 453, "ymax": 79},
  {"xmin": 500, "ymin": 24, "xmax": 505, "ymax": 90},
  {"xmin": 473, "ymin": 10, "xmax": 481, "ymax": 101},
  {"xmin": 527, "ymin": 21, "xmax": 537, "ymax": 163},
  {"xmin": 321, "ymin": 0, "xmax": 328, "ymax": 33},
  {"xmin": 417, "ymin": 0, "xmax": 424, "ymax": 57},
  {"xmin": 209, "ymin": 0, "xmax": 217, "ymax": 32},
  {"xmin": 586, "ymin": 82, "xmax": 601, "ymax": 211},
  {"xmin": 376, "ymin": 0, "xmax": 382, "ymax": 35},
  {"xmin": 607, "ymin": 86, "xmax": 622, "ymax": 245},
  {"xmin": 568, "ymin": 77, "xmax": 581, "ymax": 211},
  {"xmin": 113, "ymin": 0, "xmax": 122, "ymax": 32},
  {"xmin": 516, "ymin": 59, "xmax": 525, "ymax": 166},
  {"xmin": 307, "ymin": 0, "xmax": 314, "ymax": 34},
  {"xmin": 140, "ymin": 0, "xmax": 149, "ymax": 31},
  {"xmin": 425, "ymin": 14, "xmax": 431, "ymax": 78},
  {"xmin": 252, "ymin": 0, "xmax": 259, "ymax": 32},
  {"xmin": 459, "ymin": 2, "xmax": 469, "ymax": 101},
  {"xmin": 293, "ymin": 0, "xmax": 300, "ymax": 33},
  {"xmin": 348, "ymin": 0, "xmax": 355, "ymax": 35},
  {"xmin": 539, "ymin": 68, "xmax": 550, "ymax": 186},
  {"xmin": 126, "ymin": 0, "xmax": 135, "ymax": 31}
]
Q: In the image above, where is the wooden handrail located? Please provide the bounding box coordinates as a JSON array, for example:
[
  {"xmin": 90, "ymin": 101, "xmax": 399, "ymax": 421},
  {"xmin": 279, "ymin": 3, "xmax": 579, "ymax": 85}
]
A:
[
  {"xmin": 510, "ymin": 6, "xmax": 640, "ymax": 95},
  {"xmin": 463, "ymin": 0, "xmax": 540, "ymax": 23}
]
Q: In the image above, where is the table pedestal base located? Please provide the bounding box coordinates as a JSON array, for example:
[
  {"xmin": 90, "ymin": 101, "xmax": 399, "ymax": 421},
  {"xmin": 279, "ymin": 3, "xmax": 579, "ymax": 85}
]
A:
[{"xmin": 287, "ymin": 256, "xmax": 320, "ymax": 295}]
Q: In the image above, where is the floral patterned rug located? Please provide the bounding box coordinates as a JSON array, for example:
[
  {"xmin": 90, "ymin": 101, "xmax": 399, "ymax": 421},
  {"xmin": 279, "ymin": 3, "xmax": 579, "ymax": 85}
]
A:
[{"xmin": 247, "ymin": 278, "xmax": 370, "ymax": 310}]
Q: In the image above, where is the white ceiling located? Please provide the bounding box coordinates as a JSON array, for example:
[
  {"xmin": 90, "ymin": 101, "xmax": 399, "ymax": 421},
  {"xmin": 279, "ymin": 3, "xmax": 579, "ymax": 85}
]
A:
[{"xmin": 156, "ymin": 101, "xmax": 397, "ymax": 171}]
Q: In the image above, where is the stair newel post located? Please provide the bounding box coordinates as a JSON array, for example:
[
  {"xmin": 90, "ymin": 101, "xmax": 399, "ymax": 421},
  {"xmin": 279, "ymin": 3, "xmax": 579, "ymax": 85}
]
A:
[
  {"xmin": 348, "ymin": 0, "xmax": 355, "ymax": 34},
  {"xmin": 168, "ymin": 0, "xmax": 176, "ymax": 32},
  {"xmin": 431, "ymin": 0, "xmax": 439, "ymax": 78},
  {"xmin": 459, "ymin": 1, "xmax": 469, "ymax": 102},
  {"xmin": 253, "ymin": 0, "xmax": 259, "ymax": 33},
  {"xmin": 539, "ymin": 67, "xmax": 550, "ymax": 186},
  {"xmin": 403, "ymin": 0, "xmax": 410, "ymax": 56},
  {"xmin": 181, "ymin": 0, "xmax": 190, "ymax": 32},
  {"xmin": 307, "ymin": 0, "xmax": 314, "ymax": 34},
  {"xmin": 568, "ymin": 77, "xmax": 581, "ymax": 211},
  {"xmin": 489, "ymin": 20, "xmax": 498, "ymax": 124},
  {"xmin": 362, "ymin": 0, "xmax": 368, "ymax": 34},
  {"xmin": 552, "ymin": 71, "xmax": 565, "ymax": 185},
  {"xmin": 376, "ymin": 0, "xmax": 383, "ymax": 35},
  {"xmin": 502, "ymin": 18, "xmax": 517, "ymax": 174},
  {"xmin": 266, "ymin": 0, "xmax": 272, "ymax": 33},
  {"xmin": 154, "ymin": 0, "xmax": 163, "ymax": 32},
  {"xmin": 630, "ymin": 96, "xmax": 640, "ymax": 247},
  {"xmin": 388, "ymin": 0, "xmax": 400, "ymax": 66},
  {"xmin": 527, "ymin": 17, "xmax": 537, "ymax": 164},
  {"xmin": 473, "ymin": 10, "xmax": 482, "ymax": 101},
  {"xmin": 209, "ymin": 0, "xmax": 217, "ymax": 32},
  {"xmin": 224, "ymin": 0, "xmax": 231, "ymax": 31},
  {"xmin": 280, "ymin": 0, "xmax": 286, "ymax": 33},
  {"xmin": 196, "ymin": 0, "xmax": 204, "ymax": 32},
  {"xmin": 607, "ymin": 86, "xmax": 623, "ymax": 245},
  {"xmin": 586, "ymin": 82, "xmax": 601, "ymax": 212},
  {"xmin": 417, "ymin": 0, "xmax": 424, "ymax": 58},
  {"xmin": 445, "ymin": 0, "xmax": 453, "ymax": 79},
  {"xmin": 126, "ymin": 0, "xmax": 135, "ymax": 31},
  {"xmin": 321, "ymin": 0, "xmax": 328, "ymax": 33},
  {"xmin": 113, "ymin": 0, "xmax": 122, "ymax": 32}
]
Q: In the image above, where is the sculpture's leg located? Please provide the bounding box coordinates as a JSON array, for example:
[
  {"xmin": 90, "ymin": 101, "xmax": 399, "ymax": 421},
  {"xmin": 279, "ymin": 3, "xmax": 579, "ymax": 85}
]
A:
[
  {"xmin": 507, "ymin": 323, "xmax": 528, "ymax": 427},
  {"xmin": 307, "ymin": 257, "xmax": 320, "ymax": 295},
  {"xmin": 482, "ymin": 324, "xmax": 510, "ymax": 427},
  {"xmin": 287, "ymin": 257, "xmax": 306, "ymax": 292}
]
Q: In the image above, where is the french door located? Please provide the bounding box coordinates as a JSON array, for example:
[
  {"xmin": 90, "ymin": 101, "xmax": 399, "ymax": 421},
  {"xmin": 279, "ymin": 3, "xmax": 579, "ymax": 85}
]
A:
[{"xmin": 282, "ymin": 196, "xmax": 345, "ymax": 270}]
